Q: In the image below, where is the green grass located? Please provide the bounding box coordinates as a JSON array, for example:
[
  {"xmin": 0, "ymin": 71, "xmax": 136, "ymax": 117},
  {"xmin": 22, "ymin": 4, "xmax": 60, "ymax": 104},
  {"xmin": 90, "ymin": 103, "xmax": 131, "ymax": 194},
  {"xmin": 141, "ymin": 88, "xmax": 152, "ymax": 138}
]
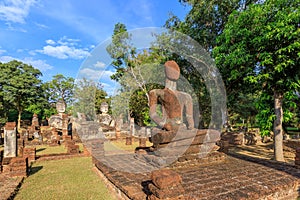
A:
[
  {"xmin": 15, "ymin": 157, "xmax": 116, "ymax": 200},
  {"xmin": 35, "ymin": 143, "xmax": 84, "ymax": 155},
  {"xmin": 35, "ymin": 145, "xmax": 67, "ymax": 155}
]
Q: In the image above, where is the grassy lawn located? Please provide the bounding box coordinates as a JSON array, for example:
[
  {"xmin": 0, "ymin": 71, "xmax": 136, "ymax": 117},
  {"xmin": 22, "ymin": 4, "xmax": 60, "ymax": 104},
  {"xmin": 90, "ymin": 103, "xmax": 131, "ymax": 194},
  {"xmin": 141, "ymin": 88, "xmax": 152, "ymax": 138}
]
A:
[
  {"xmin": 15, "ymin": 157, "xmax": 116, "ymax": 200},
  {"xmin": 35, "ymin": 143, "xmax": 84, "ymax": 155}
]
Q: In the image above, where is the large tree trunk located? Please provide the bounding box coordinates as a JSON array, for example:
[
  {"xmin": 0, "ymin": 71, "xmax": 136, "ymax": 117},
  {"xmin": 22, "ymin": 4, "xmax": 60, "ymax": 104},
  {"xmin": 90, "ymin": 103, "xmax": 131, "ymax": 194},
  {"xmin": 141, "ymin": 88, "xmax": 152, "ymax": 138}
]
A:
[{"xmin": 273, "ymin": 91, "xmax": 285, "ymax": 162}]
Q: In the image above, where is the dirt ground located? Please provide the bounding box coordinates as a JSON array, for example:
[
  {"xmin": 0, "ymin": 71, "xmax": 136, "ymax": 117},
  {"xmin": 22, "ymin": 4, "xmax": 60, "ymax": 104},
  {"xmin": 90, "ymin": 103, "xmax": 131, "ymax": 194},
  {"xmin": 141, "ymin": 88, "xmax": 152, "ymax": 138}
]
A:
[{"xmin": 228, "ymin": 141, "xmax": 296, "ymax": 164}]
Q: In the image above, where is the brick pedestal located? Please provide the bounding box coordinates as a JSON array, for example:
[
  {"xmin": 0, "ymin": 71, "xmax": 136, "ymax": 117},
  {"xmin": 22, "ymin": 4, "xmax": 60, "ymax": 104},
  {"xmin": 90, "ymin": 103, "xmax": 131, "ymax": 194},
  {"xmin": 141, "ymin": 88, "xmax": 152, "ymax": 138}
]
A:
[
  {"xmin": 2, "ymin": 157, "xmax": 28, "ymax": 177},
  {"xmin": 151, "ymin": 129, "xmax": 220, "ymax": 160},
  {"xmin": 139, "ymin": 138, "xmax": 147, "ymax": 148},
  {"xmin": 17, "ymin": 139, "xmax": 25, "ymax": 157},
  {"xmin": 126, "ymin": 136, "xmax": 133, "ymax": 145},
  {"xmin": 115, "ymin": 131, "xmax": 121, "ymax": 139},
  {"xmin": 10, "ymin": 157, "xmax": 28, "ymax": 177},
  {"xmin": 23, "ymin": 147, "xmax": 36, "ymax": 163},
  {"xmin": 148, "ymin": 169, "xmax": 184, "ymax": 199},
  {"xmin": 64, "ymin": 140, "xmax": 75, "ymax": 148},
  {"xmin": 67, "ymin": 144, "xmax": 79, "ymax": 154}
]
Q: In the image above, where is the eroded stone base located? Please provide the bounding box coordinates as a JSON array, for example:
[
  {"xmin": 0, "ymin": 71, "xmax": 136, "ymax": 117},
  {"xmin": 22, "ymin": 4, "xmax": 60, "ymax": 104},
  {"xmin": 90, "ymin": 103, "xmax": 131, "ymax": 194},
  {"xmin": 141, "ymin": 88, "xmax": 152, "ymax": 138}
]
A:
[{"xmin": 93, "ymin": 154, "xmax": 300, "ymax": 200}]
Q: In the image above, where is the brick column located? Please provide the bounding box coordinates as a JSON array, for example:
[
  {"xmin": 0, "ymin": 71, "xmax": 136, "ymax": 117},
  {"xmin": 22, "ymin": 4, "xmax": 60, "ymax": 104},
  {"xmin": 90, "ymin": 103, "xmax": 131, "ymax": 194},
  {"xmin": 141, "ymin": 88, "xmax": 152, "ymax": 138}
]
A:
[
  {"xmin": 139, "ymin": 138, "xmax": 147, "ymax": 148},
  {"xmin": 6, "ymin": 157, "xmax": 28, "ymax": 177},
  {"xmin": 23, "ymin": 147, "xmax": 36, "ymax": 163},
  {"xmin": 17, "ymin": 139, "xmax": 25, "ymax": 157},
  {"xmin": 67, "ymin": 144, "xmax": 79, "ymax": 154},
  {"xmin": 126, "ymin": 136, "xmax": 132, "ymax": 145}
]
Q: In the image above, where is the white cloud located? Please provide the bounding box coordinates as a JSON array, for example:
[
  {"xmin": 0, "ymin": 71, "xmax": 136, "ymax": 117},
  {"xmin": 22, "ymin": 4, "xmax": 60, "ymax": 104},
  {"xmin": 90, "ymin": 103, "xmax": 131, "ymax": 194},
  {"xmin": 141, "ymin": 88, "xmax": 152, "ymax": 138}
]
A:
[
  {"xmin": 78, "ymin": 68, "xmax": 117, "ymax": 96},
  {"xmin": 38, "ymin": 45, "xmax": 90, "ymax": 59},
  {"xmin": 23, "ymin": 57, "xmax": 53, "ymax": 71},
  {"xmin": 45, "ymin": 39, "xmax": 55, "ymax": 45},
  {"xmin": 0, "ymin": 55, "xmax": 12, "ymax": 63},
  {"xmin": 78, "ymin": 68, "xmax": 115, "ymax": 81},
  {"xmin": 0, "ymin": 55, "xmax": 53, "ymax": 72},
  {"xmin": 37, "ymin": 37, "xmax": 91, "ymax": 59},
  {"xmin": 0, "ymin": 0, "xmax": 37, "ymax": 23},
  {"xmin": 58, "ymin": 36, "xmax": 80, "ymax": 46},
  {"xmin": 94, "ymin": 61, "xmax": 106, "ymax": 68},
  {"xmin": 79, "ymin": 68, "xmax": 103, "ymax": 81}
]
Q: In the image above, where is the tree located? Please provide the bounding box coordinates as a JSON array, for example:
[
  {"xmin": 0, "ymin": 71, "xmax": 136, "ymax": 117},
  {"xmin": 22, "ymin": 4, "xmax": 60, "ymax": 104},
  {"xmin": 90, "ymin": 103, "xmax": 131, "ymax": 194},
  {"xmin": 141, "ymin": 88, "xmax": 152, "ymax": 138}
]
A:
[
  {"xmin": 25, "ymin": 83, "xmax": 57, "ymax": 119},
  {"xmin": 44, "ymin": 74, "xmax": 74, "ymax": 107},
  {"xmin": 0, "ymin": 60, "xmax": 42, "ymax": 130},
  {"xmin": 165, "ymin": 0, "xmax": 263, "ymax": 127},
  {"xmin": 95, "ymin": 88, "xmax": 109, "ymax": 114},
  {"xmin": 166, "ymin": 0, "xmax": 259, "ymax": 51},
  {"xmin": 107, "ymin": 23, "xmax": 166, "ymax": 125},
  {"xmin": 213, "ymin": 0, "xmax": 299, "ymax": 161},
  {"xmin": 73, "ymin": 78, "xmax": 107, "ymax": 120}
]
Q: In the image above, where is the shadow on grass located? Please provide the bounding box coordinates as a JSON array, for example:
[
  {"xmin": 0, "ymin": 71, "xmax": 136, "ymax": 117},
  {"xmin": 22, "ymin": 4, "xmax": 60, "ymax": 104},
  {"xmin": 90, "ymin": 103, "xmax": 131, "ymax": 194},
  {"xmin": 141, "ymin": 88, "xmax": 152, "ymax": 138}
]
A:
[
  {"xmin": 36, "ymin": 148, "xmax": 46, "ymax": 153},
  {"xmin": 29, "ymin": 166, "xmax": 43, "ymax": 176}
]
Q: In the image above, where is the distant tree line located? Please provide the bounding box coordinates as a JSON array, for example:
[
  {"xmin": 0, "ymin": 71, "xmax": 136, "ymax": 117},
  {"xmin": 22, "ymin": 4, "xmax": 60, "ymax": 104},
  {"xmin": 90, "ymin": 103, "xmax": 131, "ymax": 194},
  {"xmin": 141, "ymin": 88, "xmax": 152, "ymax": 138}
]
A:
[{"xmin": 0, "ymin": 61, "xmax": 108, "ymax": 130}]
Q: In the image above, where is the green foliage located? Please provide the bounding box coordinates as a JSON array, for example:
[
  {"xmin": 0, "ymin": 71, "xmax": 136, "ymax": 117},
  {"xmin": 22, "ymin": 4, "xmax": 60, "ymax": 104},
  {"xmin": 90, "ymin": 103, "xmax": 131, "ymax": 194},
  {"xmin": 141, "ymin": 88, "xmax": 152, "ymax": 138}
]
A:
[
  {"xmin": 166, "ymin": 0, "xmax": 259, "ymax": 51},
  {"xmin": 0, "ymin": 60, "xmax": 42, "ymax": 128},
  {"xmin": 73, "ymin": 78, "xmax": 107, "ymax": 120},
  {"xmin": 107, "ymin": 23, "xmax": 166, "ymax": 125},
  {"xmin": 44, "ymin": 74, "xmax": 74, "ymax": 106},
  {"xmin": 214, "ymin": 0, "xmax": 300, "ymax": 135},
  {"xmin": 95, "ymin": 87, "xmax": 109, "ymax": 114},
  {"xmin": 25, "ymin": 83, "xmax": 56, "ymax": 119},
  {"xmin": 106, "ymin": 23, "xmax": 136, "ymax": 81}
]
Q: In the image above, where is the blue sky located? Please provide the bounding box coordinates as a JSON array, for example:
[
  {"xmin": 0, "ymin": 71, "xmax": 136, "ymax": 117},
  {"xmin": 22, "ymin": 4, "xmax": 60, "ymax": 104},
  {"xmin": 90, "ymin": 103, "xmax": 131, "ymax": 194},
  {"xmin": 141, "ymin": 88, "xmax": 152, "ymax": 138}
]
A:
[{"xmin": 0, "ymin": 0, "xmax": 190, "ymax": 94}]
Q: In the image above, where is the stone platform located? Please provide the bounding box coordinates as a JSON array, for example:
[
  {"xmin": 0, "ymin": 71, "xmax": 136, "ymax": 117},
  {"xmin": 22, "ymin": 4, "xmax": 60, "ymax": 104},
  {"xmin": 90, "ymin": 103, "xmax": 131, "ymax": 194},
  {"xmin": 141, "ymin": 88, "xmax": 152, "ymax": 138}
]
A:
[
  {"xmin": 93, "ymin": 153, "xmax": 300, "ymax": 200},
  {"xmin": 0, "ymin": 174, "xmax": 23, "ymax": 200}
]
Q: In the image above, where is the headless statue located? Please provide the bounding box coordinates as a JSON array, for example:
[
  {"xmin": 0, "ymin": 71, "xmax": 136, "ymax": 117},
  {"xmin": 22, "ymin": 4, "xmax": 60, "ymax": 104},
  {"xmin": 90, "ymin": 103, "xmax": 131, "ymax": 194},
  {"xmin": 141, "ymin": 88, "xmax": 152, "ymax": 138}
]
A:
[{"xmin": 149, "ymin": 60, "xmax": 194, "ymax": 132}]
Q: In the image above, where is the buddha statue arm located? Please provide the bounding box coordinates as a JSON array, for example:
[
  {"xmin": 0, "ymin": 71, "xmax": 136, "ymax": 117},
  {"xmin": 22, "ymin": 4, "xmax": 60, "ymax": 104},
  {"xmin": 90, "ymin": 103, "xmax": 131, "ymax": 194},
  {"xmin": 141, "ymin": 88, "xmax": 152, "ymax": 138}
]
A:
[{"xmin": 149, "ymin": 90, "xmax": 165, "ymax": 127}]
